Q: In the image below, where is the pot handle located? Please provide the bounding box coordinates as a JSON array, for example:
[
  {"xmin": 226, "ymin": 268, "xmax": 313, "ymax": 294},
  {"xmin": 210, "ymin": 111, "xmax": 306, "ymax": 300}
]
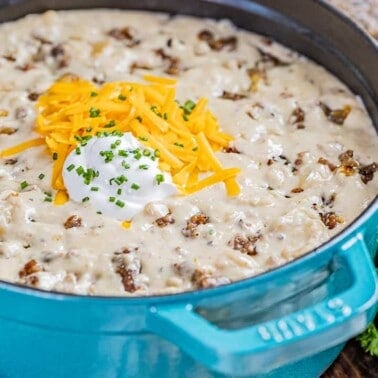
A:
[{"xmin": 147, "ymin": 234, "xmax": 377, "ymax": 376}]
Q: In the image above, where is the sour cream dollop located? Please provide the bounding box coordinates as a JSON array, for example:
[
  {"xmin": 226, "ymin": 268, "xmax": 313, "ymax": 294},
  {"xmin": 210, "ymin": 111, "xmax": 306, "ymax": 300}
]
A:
[{"xmin": 62, "ymin": 132, "xmax": 177, "ymax": 219}]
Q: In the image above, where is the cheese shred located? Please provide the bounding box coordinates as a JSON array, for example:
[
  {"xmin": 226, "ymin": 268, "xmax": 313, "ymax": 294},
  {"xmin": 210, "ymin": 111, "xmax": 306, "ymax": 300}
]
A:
[{"xmin": 0, "ymin": 74, "xmax": 240, "ymax": 201}]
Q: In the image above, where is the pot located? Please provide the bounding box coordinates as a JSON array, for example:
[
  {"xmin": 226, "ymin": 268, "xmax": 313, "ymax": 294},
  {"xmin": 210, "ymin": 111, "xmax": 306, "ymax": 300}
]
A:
[{"xmin": 0, "ymin": 1, "xmax": 377, "ymax": 377}]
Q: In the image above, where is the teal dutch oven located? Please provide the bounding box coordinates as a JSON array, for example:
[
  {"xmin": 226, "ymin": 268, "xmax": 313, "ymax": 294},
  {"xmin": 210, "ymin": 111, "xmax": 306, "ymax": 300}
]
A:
[{"xmin": 0, "ymin": 1, "xmax": 377, "ymax": 377}]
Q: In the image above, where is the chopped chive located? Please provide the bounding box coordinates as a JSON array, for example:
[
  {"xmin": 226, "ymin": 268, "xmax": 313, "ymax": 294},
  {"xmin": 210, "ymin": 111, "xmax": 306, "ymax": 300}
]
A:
[
  {"xmin": 90, "ymin": 187, "xmax": 99, "ymax": 192},
  {"xmin": 117, "ymin": 188, "xmax": 122, "ymax": 195},
  {"xmin": 156, "ymin": 174, "xmax": 164, "ymax": 185},
  {"xmin": 82, "ymin": 168, "xmax": 97, "ymax": 185},
  {"xmin": 182, "ymin": 99, "xmax": 196, "ymax": 113},
  {"xmin": 76, "ymin": 147, "xmax": 81, "ymax": 155},
  {"xmin": 76, "ymin": 166, "xmax": 85, "ymax": 176},
  {"xmin": 100, "ymin": 150, "xmax": 114, "ymax": 162},
  {"xmin": 118, "ymin": 94, "xmax": 127, "ymax": 101},
  {"xmin": 131, "ymin": 183, "xmax": 140, "ymax": 190},
  {"xmin": 143, "ymin": 149, "xmax": 151, "ymax": 157},
  {"xmin": 109, "ymin": 178, "xmax": 115, "ymax": 185},
  {"xmin": 134, "ymin": 152, "xmax": 142, "ymax": 160},
  {"xmin": 111, "ymin": 130, "xmax": 123, "ymax": 137},
  {"xmin": 96, "ymin": 211, "xmax": 102, "ymax": 215},
  {"xmin": 66, "ymin": 164, "xmax": 75, "ymax": 172},
  {"xmin": 118, "ymin": 150, "xmax": 128, "ymax": 157},
  {"xmin": 114, "ymin": 175, "xmax": 127, "ymax": 185},
  {"xmin": 90, "ymin": 91, "xmax": 98, "ymax": 97},
  {"xmin": 183, "ymin": 114, "xmax": 189, "ymax": 122},
  {"xmin": 104, "ymin": 120, "xmax": 116, "ymax": 128},
  {"xmin": 86, "ymin": 127, "xmax": 93, "ymax": 132},
  {"xmin": 89, "ymin": 107, "xmax": 101, "ymax": 118},
  {"xmin": 139, "ymin": 136, "xmax": 148, "ymax": 141},
  {"xmin": 82, "ymin": 196, "xmax": 90, "ymax": 202},
  {"xmin": 154, "ymin": 149, "xmax": 160, "ymax": 158},
  {"xmin": 38, "ymin": 173, "xmax": 45, "ymax": 180},
  {"xmin": 52, "ymin": 152, "xmax": 58, "ymax": 160},
  {"xmin": 192, "ymin": 146, "xmax": 198, "ymax": 151},
  {"xmin": 122, "ymin": 161, "xmax": 130, "ymax": 169},
  {"xmin": 20, "ymin": 181, "xmax": 29, "ymax": 190},
  {"xmin": 115, "ymin": 199, "xmax": 125, "ymax": 208},
  {"xmin": 44, "ymin": 196, "xmax": 53, "ymax": 202},
  {"xmin": 136, "ymin": 116, "xmax": 143, "ymax": 122},
  {"xmin": 109, "ymin": 196, "xmax": 116, "ymax": 203},
  {"xmin": 174, "ymin": 142, "xmax": 184, "ymax": 148},
  {"xmin": 163, "ymin": 113, "xmax": 168, "ymax": 120},
  {"xmin": 139, "ymin": 164, "xmax": 149, "ymax": 170}
]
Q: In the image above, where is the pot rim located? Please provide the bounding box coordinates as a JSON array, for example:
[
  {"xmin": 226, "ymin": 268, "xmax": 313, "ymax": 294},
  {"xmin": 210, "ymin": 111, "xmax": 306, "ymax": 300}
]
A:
[{"xmin": 0, "ymin": 0, "xmax": 377, "ymax": 302}]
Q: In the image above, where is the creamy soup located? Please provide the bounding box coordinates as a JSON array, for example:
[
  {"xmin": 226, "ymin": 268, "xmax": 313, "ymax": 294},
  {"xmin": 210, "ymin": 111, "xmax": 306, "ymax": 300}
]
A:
[{"xmin": 0, "ymin": 10, "xmax": 377, "ymax": 296}]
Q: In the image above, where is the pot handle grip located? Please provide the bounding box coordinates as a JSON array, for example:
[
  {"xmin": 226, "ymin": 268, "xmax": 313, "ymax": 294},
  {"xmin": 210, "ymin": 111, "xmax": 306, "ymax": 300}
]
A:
[{"xmin": 147, "ymin": 235, "xmax": 377, "ymax": 376}]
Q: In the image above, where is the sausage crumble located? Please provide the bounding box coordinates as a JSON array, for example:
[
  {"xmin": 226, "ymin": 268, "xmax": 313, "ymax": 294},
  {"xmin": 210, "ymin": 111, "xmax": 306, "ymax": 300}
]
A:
[{"xmin": 182, "ymin": 212, "xmax": 210, "ymax": 238}]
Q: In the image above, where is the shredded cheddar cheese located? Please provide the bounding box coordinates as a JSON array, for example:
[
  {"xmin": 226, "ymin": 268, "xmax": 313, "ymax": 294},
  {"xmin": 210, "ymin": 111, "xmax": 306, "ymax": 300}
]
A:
[{"xmin": 0, "ymin": 74, "xmax": 240, "ymax": 202}]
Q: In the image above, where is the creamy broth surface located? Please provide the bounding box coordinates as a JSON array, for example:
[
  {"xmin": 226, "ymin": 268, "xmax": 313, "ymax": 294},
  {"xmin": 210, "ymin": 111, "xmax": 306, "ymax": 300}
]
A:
[{"xmin": 0, "ymin": 10, "xmax": 377, "ymax": 295}]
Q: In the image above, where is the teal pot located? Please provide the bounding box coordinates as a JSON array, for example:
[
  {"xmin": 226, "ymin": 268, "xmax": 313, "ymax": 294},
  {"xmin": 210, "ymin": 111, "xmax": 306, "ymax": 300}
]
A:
[{"xmin": 0, "ymin": 1, "xmax": 377, "ymax": 377}]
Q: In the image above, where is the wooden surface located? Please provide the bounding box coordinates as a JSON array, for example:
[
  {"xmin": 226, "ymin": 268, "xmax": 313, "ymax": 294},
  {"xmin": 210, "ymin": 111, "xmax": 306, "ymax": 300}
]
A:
[{"xmin": 322, "ymin": 339, "xmax": 377, "ymax": 378}]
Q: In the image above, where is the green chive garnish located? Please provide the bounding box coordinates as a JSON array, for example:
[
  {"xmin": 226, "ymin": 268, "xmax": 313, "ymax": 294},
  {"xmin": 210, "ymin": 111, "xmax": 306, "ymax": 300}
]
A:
[
  {"xmin": 115, "ymin": 199, "xmax": 125, "ymax": 208},
  {"xmin": 104, "ymin": 120, "xmax": 116, "ymax": 128},
  {"xmin": 114, "ymin": 175, "xmax": 127, "ymax": 185},
  {"xmin": 20, "ymin": 181, "xmax": 29, "ymax": 190},
  {"xmin": 67, "ymin": 164, "xmax": 75, "ymax": 172},
  {"xmin": 89, "ymin": 107, "xmax": 101, "ymax": 118},
  {"xmin": 122, "ymin": 161, "xmax": 130, "ymax": 169},
  {"xmin": 131, "ymin": 183, "xmax": 140, "ymax": 190},
  {"xmin": 76, "ymin": 166, "xmax": 85, "ymax": 176},
  {"xmin": 156, "ymin": 174, "xmax": 164, "ymax": 185},
  {"xmin": 38, "ymin": 173, "xmax": 45, "ymax": 180}
]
